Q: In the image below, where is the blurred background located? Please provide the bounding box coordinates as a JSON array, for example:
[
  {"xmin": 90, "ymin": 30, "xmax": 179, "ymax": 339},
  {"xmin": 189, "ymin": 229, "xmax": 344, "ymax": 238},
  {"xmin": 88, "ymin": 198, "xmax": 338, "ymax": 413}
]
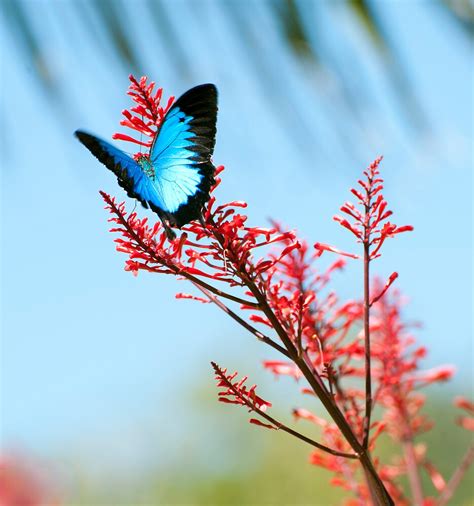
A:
[{"xmin": 1, "ymin": 0, "xmax": 472, "ymax": 504}]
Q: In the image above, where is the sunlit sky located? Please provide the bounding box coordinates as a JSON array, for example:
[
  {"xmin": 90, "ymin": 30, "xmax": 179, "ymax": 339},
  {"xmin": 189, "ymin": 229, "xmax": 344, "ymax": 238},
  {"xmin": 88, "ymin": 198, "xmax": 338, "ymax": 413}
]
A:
[{"xmin": 1, "ymin": 0, "xmax": 472, "ymax": 470}]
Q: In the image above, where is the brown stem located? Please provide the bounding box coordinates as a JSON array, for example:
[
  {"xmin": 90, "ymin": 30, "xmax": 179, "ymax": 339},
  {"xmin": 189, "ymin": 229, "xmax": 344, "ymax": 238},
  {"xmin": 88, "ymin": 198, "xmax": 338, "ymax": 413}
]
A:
[
  {"xmin": 437, "ymin": 443, "xmax": 474, "ymax": 506},
  {"xmin": 263, "ymin": 412, "xmax": 357, "ymax": 459},
  {"xmin": 193, "ymin": 283, "xmax": 290, "ymax": 358},
  {"xmin": 362, "ymin": 223, "xmax": 372, "ymax": 449},
  {"xmin": 207, "ymin": 226, "xmax": 393, "ymax": 505},
  {"xmin": 402, "ymin": 438, "xmax": 424, "ymax": 506},
  {"xmin": 296, "ymin": 293, "xmax": 304, "ymax": 357},
  {"xmin": 181, "ymin": 276, "xmax": 259, "ymax": 308},
  {"xmin": 117, "ymin": 207, "xmax": 393, "ymax": 505},
  {"xmin": 214, "ymin": 364, "xmax": 358, "ymax": 459},
  {"xmin": 393, "ymin": 388, "xmax": 424, "ymax": 504},
  {"xmin": 248, "ymin": 284, "xmax": 393, "ymax": 506}
]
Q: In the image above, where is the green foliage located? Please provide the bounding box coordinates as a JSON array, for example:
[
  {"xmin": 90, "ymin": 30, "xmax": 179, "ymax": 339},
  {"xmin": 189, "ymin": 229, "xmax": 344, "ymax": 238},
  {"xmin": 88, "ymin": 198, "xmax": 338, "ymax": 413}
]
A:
[{"xmin": 64, "ymin": 391, "xmax": 473, "ymax": 506}]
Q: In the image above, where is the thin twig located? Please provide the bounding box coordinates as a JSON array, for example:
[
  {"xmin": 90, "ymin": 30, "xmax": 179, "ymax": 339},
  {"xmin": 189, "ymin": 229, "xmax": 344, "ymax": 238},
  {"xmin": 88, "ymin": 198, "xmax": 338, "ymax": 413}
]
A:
[
  {"xmin": 115, "ymin": 202, "xmax": 393, "ymax": 505},
  {"xmin": 362, "ymin": 209, "xmax": 373, "ymax": 449},
  {"xmin": 213, "ymin": 364, "xmax": 358, "ymax": 459},
  {"xmin": 437, "ymin": 443, "xmax": 474, "ymax": 506},
  {"xmin": 194, "ymin": 283, "xmax": 290, "ymax": 358},
  {"xmin": 394, "ymin": 387, "xmax": 424, "ymax": 505},
  {"xmin": 182, "ymin": 272, "xmax": 259, "ymax": 308},
  {"xmin": 210, "ymin": 225, "xmax": 394, "ymax": 506},
  {"xmin": 296, "ymin": 293, "xmax": 304, "ymax": 357},
  {"xmin": 402, "ymin": 438, "xmax": 424, "ymax": 506}
]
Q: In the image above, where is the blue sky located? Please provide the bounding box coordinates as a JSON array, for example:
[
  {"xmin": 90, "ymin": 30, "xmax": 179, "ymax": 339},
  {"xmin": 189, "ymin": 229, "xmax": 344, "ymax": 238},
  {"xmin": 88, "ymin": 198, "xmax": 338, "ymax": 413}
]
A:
[{"xmin": 1, "ymin": 0, "xmax": 472, "ymax": 472}]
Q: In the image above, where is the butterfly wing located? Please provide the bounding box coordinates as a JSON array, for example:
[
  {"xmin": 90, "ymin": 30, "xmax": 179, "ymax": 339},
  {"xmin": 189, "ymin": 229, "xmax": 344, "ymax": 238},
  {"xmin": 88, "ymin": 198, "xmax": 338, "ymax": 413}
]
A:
[
  {"xmin": 75, "ymin": 84, "xmax": 218, "ymax": 230},
  {"xmin": 149, "ymin": 83, "xmax": 217, "ymax": 227},
  {"xmin": 74, "ymin": 130, "xmax": 161, "ymax": 209}
]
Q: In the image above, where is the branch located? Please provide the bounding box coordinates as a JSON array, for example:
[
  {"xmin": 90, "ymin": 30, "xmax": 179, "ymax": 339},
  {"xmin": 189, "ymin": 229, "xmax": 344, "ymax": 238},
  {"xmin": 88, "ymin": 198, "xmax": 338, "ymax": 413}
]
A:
[
  {"xmin": 239, "ymin": 273, "xmax": 394, "ymax": 505},
  {"xmin": 106, "ymin": 195, "xmax": 261, "ymax": 310},
  {"xmin": 402, "ymin": 438, "xmax": 424, "ymax": 506},
  {"xmin": 212, "ymin": 363, "xmax": 358, "ymax": 460},
  {"xmin": 437, "ymin": 443, "xmax": 474, "ymax": 506},
  {"xmin": 194, "ymin": 284, "xmax": 290, "ymax": 358},
  {"xmin": 362, "ymin": 213, "xmax": 373, "ymax": 449}
]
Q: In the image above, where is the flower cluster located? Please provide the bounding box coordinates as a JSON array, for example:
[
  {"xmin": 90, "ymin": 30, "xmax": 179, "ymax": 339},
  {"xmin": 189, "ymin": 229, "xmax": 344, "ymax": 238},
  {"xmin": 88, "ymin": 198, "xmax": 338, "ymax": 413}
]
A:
[
  {"xmin": 100, "ymin": 76, "xmax": 473, "ymax": 506},
  {"xmin": 372, "ymin": 286, "xmax": 454, "ymax": 439},
  {"xmin": 102, "ymin": 165, "xmax": 300, "ymax": 305},
  {"xmin": 112, "ymin": 74, "xmax": 174, "ymax": 149},
  {"xmin": 294, "ymin": 284, "xmax": 456, "ymax": 504},
  {"xmin": 0, "ymin": 454, "xmax": 58, "ymax": 506},
  {"xmin": 212, "ymin": 362, "xmax": 276, "ymax": 429},
  {"xmin": 331, "ymin": 157, "xmax": 413, "ymax": 258}
]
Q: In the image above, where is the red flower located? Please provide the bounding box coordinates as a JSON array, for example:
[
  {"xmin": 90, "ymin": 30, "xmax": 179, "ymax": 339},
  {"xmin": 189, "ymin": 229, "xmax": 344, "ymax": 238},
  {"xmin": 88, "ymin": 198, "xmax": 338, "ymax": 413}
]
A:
[
  {"xmin": 318, "ymin": 157, "xmax": 413, "ymax": 263},
  {"xmin": 212, "ymin": 362, "xmax": 277, "ymax": 430},
  {"xmin": 99, "ymin": 77, "xmax": 473, "ymax": 505},
  {"xmin": 454, "ymin": 396, "xmax": 474, "ymax": 432},
  {"xmin": 263, "ymin": 360, "xmax": 302, "ymax": 379},
  {"xmin": 0, "ymin": 454, "xmax": 58, "ymax": 506},
  {"xmin": 112, "ymin": 74, "xmax": 174, "ymax": 148}
]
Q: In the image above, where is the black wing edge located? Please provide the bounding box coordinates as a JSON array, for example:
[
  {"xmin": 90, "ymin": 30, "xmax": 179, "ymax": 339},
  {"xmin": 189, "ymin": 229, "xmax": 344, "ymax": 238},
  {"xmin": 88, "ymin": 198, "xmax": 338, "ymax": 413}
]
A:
[
  {"xmin": 74, "ymin": 130, "xmax": 150, "ymax": 209},
  {"xmin": 155, "ymin": 160, "xmax": 216, "ymax": 228},
  {"xmin": 155, "ymin": 84, "xmax": 218, "ymax": 228},
  {"xmin": 169, "ymin": 84, "xmax": 218, "ymax": 162}
]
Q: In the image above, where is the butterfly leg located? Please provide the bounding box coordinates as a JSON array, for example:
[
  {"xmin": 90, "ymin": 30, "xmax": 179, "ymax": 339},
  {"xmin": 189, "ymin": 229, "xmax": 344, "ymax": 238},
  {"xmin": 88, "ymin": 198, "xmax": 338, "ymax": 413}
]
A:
[
  {"xmin": 149, "ymin": 203, "xmax": 177, "ymax": 240},
  {"xmin": 158, "ymin": 211, "xmax": 177, "ymax": 241},
  {"xmin": 198, "ymin": 213, "xmax": 207, "ymax": 230},
  {"xmin": 162, "ymin": 220, "xmax": 177, "ymax": 241}
]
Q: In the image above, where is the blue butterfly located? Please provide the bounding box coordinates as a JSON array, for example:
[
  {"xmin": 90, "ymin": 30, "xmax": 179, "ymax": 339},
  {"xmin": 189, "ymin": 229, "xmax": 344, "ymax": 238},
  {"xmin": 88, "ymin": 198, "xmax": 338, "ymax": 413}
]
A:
[{"xmin": 75, "ymin": 84, "xmax": 218, "ymax": 239}]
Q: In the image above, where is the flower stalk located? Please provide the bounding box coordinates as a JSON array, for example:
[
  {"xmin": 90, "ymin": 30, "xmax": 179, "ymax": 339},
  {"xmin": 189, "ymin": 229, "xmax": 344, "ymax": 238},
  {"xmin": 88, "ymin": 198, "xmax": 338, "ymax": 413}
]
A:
[{"xmin": 99, "ymin": 75, "xmax": 473, "ymax": 506}]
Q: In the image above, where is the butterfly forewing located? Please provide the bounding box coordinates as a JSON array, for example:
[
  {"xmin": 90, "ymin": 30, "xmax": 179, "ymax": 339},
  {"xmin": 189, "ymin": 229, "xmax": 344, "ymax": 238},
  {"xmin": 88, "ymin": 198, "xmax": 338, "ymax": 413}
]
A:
[
  {"xmin": 74, "ymin": 131, "xmax": 157, "ymax": 208},
  {"xmin": 149, "ymin": 84, "xmax": 217, "ymax": 226}
]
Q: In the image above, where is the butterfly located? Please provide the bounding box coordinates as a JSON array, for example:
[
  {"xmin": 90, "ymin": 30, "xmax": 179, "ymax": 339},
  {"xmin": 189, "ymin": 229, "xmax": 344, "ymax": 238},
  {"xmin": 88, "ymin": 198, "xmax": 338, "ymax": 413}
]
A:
[{"xmin": 75, "ymin": 84, "xmax": 218, "ymax": 240}]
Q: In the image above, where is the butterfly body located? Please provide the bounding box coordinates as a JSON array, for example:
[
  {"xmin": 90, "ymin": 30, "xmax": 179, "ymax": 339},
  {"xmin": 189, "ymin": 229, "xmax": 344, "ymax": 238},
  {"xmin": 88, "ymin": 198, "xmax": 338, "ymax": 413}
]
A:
[
  {"xmin": 75, "ymin": 84, "xmax": 218, "ymax": 239},
  {"xmin": 136, "ymin": 155, "xmax": 155, "ymax": 179}
]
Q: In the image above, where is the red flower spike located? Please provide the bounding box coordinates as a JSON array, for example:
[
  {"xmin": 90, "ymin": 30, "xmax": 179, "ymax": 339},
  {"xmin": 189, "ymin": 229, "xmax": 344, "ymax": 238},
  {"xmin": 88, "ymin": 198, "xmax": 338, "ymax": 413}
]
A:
[
  {"xmin": 212, "ymin": 363, "xmax": 273, "ymax": 427},
  {"xmin": 113, "ymin": 74, "xmax": 175, "ymax": 152},
  {"xmin": 100, "ymin": 76, "xmax": 474, "ymax": 505},
  {"xmin": 102, "ymin": 164, "xmax": 304, "ymax": 298},
  {"xmin": 329, "ymin": 157, "xmax": 413, "ymax": 262}
]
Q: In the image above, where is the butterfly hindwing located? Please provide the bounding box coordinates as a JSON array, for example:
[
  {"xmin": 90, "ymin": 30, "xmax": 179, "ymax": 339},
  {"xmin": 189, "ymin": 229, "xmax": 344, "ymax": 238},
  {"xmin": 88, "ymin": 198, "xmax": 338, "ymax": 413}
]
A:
[{"xmin": 150, "ymin": 84, "xmax": 217, "ymax": 227}]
